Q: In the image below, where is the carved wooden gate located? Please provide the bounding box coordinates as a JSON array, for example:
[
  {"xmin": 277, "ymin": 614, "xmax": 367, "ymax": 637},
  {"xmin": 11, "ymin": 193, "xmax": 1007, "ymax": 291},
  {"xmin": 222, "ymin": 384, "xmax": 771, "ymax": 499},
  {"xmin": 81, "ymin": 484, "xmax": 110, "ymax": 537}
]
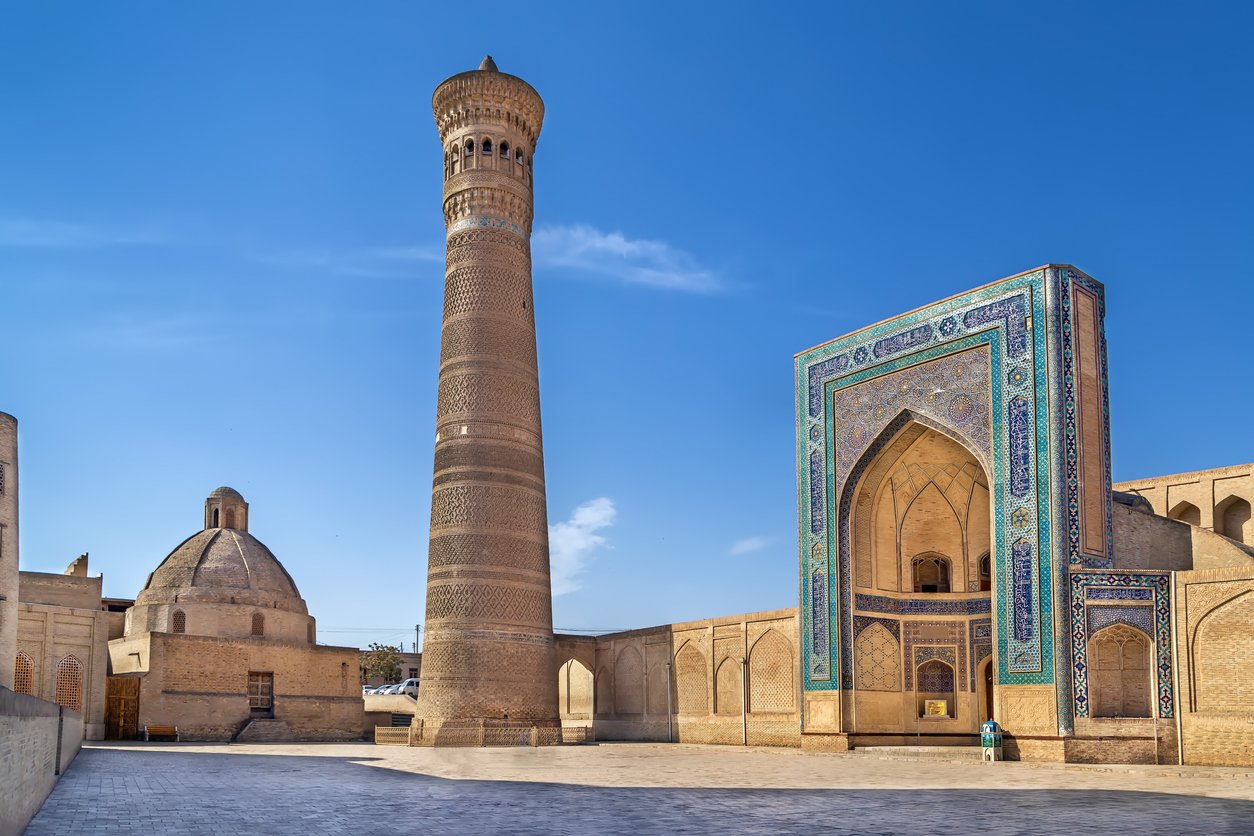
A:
[{"xmin": 105, "ymin": 676, "xmax": 140, "ymax": 740}]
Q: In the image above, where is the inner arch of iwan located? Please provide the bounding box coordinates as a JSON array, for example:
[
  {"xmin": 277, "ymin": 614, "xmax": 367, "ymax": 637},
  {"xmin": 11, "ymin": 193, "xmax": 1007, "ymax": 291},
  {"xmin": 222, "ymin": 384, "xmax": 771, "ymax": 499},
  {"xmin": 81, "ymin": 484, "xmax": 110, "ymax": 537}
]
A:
[{"xmin": 847, "ymin": 416, "xmax": 994, "ymax": 732}]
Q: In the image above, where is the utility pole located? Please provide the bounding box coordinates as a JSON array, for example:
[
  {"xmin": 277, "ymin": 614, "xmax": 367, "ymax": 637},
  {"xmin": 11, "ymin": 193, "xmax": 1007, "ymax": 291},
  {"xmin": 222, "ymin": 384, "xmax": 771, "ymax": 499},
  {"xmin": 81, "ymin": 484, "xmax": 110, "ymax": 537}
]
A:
[{"xmin": 415, "ymin": 624, "xmax": 422, "ymax": 654}]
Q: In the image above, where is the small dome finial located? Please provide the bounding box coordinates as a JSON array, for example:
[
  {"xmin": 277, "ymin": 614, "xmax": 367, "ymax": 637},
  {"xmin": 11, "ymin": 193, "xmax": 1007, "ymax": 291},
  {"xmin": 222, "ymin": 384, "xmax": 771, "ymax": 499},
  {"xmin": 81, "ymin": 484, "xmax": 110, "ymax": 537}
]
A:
[{"xmin": 479, "ymin": 55, "xmax": 498, "ymax": 72}]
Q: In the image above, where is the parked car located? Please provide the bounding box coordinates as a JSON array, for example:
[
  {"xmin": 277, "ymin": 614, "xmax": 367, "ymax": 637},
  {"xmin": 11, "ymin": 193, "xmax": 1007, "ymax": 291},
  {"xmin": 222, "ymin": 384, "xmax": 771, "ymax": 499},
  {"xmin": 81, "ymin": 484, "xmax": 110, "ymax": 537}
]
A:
[{"xmin": 397, "ymin": 678, "xmax": 419, "ymax": 697}]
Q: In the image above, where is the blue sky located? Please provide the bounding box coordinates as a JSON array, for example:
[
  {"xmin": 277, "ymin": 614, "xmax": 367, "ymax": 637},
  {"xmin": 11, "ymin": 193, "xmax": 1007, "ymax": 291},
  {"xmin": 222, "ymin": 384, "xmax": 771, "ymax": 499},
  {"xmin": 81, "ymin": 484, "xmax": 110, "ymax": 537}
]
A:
[{"xmin": 2, "ymin": 2, "xmax": 1251, "ymax": 649}]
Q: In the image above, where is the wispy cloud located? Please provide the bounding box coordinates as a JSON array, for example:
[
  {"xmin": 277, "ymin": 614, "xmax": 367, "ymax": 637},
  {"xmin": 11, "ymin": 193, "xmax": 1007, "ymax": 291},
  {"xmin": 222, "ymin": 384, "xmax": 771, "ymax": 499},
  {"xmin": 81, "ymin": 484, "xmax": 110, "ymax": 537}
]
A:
[
  {"xmin": 532, "ymin": 224, "xmax": 724, "ymax": 293},
  {"xmin": 254, "ymin": 245, "xmax": 443, "ymax": 278},
  {"xmin": 729, "ymin": 536, "xmax": 770, "ymax": 556},
  {"xmin": 0, "ymin": 218, "xmax": 165, "ymax": 248},
  {"xmin": 549, "ymin": 497, "xmax": 617, "ymax": 596}
]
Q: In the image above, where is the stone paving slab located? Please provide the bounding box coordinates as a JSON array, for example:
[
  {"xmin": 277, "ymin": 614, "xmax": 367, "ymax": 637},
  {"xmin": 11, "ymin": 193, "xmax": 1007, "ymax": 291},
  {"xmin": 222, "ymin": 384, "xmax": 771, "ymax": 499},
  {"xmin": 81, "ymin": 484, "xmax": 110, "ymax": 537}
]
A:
[{"xmin": 25, "ymin": 742, "xmax": 1254, "ymax": 835}]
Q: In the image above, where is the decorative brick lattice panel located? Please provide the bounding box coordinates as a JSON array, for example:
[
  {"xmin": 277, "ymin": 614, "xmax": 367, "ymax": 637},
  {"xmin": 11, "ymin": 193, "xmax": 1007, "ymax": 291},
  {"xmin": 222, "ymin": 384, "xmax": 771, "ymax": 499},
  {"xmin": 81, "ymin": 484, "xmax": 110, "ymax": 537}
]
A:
[
  {"xmin": 251, "ymin": 613, "xmax": 265, "ymax": 636},
  {"xmin": 614, "ymin": 646, "xmax": 643, "ymax": 715},
  {"xmin": 443, "ymin": 265, "xmax": 535, "ymax": 320},
  {"xmin": 855, "ymin": 623, "xmax": 900, "ymax": 692},
  {"xmin": 1194, "ymin": 591, "xmax": 1254, "ymax": 713},
  {"xmin": 675, "ymin": 643, "xmax": 708, "ymax": 714},
  {"xmin": 748, "ymin": 630, "xmax": 795, "ymax": 712},
  {"xmin": 429, "ymin": 485, "xmax": 548, "ymax": 534},
  {"xmin": 425, "ymin": 584, "xmax": 552, "ymax": 625},
  {"xmin": 436, "ymin": 372, "xmax": 540, "ymax": 425},
  {"xmin": 14, "ymin": 652, "xmax": 34, "ymax": 696},
  {"xmin": 55, "ymin": 656, "xmax": 83, "ymax": 712},
  {"xmin": 440, "ymin": 319, "xmax": 536, "ymax": 367},
  {"xmin": 426, "ymin": 533, "xmax": 549, "ymax": 573},
  {"xmin": 172, "ymin": 609, "xmax": 186, "ymax": 633}
]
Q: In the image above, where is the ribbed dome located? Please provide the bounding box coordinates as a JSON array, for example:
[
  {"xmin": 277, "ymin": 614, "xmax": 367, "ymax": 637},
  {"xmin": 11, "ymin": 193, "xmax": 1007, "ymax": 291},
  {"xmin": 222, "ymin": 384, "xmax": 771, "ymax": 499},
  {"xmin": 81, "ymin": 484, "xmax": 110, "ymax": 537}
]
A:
[{"xmin": 136, "ymin": 527, "xmax": 306, "ymax": 613}]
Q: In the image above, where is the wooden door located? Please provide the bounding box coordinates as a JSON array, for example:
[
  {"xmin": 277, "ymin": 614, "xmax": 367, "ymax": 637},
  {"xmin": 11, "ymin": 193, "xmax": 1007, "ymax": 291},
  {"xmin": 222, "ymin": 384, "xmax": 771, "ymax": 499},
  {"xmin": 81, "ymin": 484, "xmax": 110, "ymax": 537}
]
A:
[
  {"xmin": 105, "ymin": 677, "xmax": 140, "ymax": 740},
  {"xmin": 248, "ymin": 672, "xmax": 274, "ymax": 716}
]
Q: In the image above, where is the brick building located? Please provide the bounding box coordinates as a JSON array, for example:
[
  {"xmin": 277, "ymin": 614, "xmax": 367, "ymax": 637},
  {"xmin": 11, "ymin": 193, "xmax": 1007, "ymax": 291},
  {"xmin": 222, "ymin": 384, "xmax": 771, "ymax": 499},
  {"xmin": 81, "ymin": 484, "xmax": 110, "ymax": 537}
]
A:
[{"xmin": 106, "ymin": 488, "xmax": 371, "ymax": 741}]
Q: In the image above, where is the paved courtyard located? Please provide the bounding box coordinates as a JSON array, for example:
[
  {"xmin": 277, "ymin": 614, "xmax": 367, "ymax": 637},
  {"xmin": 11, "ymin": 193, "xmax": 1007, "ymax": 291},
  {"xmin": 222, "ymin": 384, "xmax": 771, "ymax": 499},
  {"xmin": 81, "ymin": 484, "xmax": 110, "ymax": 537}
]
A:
[{"xmin": 27, "ymin": 742, "xmax": 1254, "ymax": 834}]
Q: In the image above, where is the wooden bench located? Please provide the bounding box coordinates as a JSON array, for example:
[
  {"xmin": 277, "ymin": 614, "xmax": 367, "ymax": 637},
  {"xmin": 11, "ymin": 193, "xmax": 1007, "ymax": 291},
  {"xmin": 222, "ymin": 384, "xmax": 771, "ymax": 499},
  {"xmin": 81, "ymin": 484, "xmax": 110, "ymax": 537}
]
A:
[{"xmin": 144, "ymin": 724, "xmax": 180, "ymax": 742}]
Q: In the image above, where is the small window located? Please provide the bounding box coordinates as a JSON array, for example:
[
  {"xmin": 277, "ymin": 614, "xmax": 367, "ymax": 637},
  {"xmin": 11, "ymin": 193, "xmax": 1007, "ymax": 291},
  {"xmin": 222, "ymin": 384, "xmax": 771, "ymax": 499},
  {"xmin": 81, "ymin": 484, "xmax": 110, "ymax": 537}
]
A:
[
  {"xmin": 912, "ymin": 554, "xmax": 952, "ymax": 593},
  {"xmin": 481, "ymin": 138, "xmax": 492, "ymax": 156},
  {"xmin": 14, "ymin": 651, "xmax": 35, "ymax": 695},
  {"xmin": 212, "ymin": 508, "xmax": 219, "ymax": 527},
  {"xmin": 55, "ymin": 656, "xmax": 83, "ymax": 712},
  {"xmin": 978, "ymin": 553, "xmax": 991, "ymax": 592},
  {"xmin": 464, "ymin": 139, "xmax": 474, "ymax": 156},
  {"xmin": 516, "ymin": 149, "xmax": 525, "ymax": 164},
  {"xmin": 251, "ymin": 612, "xmax": 265, "ymax": 637},
  {"xmin": 500, "ymin": 141, "xmax": 509, "ymax": 158},
  {"xmin": 172, "ymin": 609, "xmax": 186, "ymax": 634}
]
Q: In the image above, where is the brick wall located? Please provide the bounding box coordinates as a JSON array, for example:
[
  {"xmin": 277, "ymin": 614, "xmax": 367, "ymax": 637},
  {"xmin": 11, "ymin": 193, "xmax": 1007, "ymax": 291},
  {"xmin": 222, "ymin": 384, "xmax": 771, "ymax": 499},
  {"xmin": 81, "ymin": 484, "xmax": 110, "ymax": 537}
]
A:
[
  {"xmin": 114, "ymin": 632, "xmax": 368, "ymax": 741},
  {"xmin": 1174, "ymin": 564, "xmax": 1254, "ymax": 766},
  {"xmin": 565, "ymin": 609, "xmax": 801, "ymax": 748},
  {"xmin": 0, "ymin": 686, "xmax": 82, "ymax": 835}
]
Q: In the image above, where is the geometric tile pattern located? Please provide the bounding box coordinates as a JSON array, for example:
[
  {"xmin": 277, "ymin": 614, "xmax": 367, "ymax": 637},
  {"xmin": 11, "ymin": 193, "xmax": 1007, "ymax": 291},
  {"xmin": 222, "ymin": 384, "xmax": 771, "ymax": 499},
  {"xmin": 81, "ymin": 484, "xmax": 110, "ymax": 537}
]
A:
[
  {"xmin": 1069, "ymin": 571, "xmax": 1172, "ymax": 718},
  {"xmin": 798, "ymin": 268, "xmax": 1063, "ymax": 701},
  {"xmin": 903, "ymin": 621, "xmax": 966, "ymax": 691}
]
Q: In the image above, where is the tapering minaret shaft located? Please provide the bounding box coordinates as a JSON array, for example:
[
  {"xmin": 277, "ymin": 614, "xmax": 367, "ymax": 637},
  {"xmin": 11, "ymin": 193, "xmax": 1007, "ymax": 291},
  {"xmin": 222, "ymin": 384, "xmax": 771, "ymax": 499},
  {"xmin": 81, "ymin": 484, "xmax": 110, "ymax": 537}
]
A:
[{"xmin": 415, "ymin": 58, "xmax": 558, "ymax": 737}]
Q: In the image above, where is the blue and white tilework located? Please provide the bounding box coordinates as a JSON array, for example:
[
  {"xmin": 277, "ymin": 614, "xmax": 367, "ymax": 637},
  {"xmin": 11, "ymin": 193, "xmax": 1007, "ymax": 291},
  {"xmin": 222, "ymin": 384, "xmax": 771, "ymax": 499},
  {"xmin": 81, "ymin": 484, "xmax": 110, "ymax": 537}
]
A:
[
  {"xmin": 1069, "ymin": 571, "xmax": 1173, "ymax": 718},
  {"xmin": 797, "ymin": 269, "xmax": 1062, "ymax": 694}
]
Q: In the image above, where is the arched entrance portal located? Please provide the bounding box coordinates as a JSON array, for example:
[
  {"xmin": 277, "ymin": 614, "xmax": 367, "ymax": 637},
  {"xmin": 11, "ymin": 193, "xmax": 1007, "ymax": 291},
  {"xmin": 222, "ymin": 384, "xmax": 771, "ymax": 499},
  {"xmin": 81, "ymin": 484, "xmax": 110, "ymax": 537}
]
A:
[{"xmin": 847, "ymin": 417, "xmax": 993, "ymax": 738}]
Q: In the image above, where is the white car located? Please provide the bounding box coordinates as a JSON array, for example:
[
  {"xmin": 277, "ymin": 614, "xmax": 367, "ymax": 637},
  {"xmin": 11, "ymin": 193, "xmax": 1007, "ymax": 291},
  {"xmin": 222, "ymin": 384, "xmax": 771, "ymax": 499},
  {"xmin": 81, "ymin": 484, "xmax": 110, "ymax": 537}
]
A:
[{"xmin": 397, "ymin": 678, "xmax": 419, "ymax": 697}]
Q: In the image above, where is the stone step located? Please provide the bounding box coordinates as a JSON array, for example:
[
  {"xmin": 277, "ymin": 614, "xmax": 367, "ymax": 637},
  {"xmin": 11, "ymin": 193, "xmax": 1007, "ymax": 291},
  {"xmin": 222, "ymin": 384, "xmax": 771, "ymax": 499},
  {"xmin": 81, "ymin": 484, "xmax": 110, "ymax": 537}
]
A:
[
  {"xmin": 854, "ymin": 745, "xmax": 985, "ymax": 761},
  {"xmin": 234, "ymin": 719, "xmax": 294, "ymax": 743}
]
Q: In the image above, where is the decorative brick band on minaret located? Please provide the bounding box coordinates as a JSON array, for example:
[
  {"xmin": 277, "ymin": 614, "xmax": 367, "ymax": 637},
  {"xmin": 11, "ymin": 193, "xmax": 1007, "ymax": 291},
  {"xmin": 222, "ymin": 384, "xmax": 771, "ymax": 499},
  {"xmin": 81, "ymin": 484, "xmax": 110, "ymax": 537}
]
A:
[{"xmin": 414, "ymin": 57, "xmax": 558, "ymax": 738}]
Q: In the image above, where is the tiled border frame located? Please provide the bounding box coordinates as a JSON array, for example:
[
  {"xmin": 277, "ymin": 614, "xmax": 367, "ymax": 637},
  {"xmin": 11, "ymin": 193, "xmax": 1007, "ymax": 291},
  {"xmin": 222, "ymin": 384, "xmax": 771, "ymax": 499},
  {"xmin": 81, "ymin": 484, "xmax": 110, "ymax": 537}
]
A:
[
  {"xmin": 796, "ymin": 269, "xmax": 1058, "ymax": 696},
  {"xmin": 1069, "ymin": 571, "xmax": 1173, "ymax": 718}
]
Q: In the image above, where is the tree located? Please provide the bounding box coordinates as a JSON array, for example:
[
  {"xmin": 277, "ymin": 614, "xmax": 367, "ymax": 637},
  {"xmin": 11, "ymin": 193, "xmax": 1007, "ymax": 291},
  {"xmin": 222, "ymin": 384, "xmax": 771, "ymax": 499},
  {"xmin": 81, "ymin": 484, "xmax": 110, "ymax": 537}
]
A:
[{"xmin": 361, "ymin": 643, "xmax": 402, "ymax": 685}]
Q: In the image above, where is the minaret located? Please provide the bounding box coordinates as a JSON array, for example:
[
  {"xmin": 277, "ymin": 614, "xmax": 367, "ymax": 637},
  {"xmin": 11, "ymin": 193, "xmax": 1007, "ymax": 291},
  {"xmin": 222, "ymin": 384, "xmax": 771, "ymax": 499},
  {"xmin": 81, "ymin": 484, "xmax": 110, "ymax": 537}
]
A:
[
  {"xmin": 415, "ymin": 57, "xmax": 558, "ymax": 739},
  {"xmin": 0, "ymin": 412, "xmax": 18, "ymax": 690}
]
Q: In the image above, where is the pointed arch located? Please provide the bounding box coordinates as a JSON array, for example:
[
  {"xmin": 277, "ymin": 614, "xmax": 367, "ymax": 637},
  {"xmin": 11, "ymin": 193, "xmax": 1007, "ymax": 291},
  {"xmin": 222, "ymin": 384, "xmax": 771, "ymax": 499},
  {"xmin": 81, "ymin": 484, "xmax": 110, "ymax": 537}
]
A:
[
  {"xmin": 1167, "ymin": 500, "xmax": 1201, "ymax": 527},
  {"xmin": 14, "ymin": 651, "xmax": 35, "ymax": 696},
  {"xmin": 674, "ymin": 641, "xmax": 708, "ymax": 714},
  {"xmin": 748, "ymin": 629, "xmax": 794, "ymax": 712},
  {"xmin": 55, "ymin": 655, "xmax": 83, "ymax": 712},
  {"xmin": 1194, "ymin": 590, "xmax": 1254, "ymax": 712},
  {"xmin": 915, "ymin": 659, "xmax": 955, "ymax": 718},
  {"xmin": 1089, "ymin": 623, "xmax": 1151, "ymax": 718},
  {"xmin": 171, "ymin": 609, "xmax": 186, "ymax": 634},
  {"xmin": 613, "ymin": 645, "xmax": 643, "ymax": 715},
  {"xmin": 594, "ymin": 666, "xmax": 613, "ymax": 716},
  {"xmin": 558, "ymin": 658, "xmax": 594, "ymax": 717},
  {"xmin": 1215, "ymin": 495, "xmax": 1251, "ymax": 544}
]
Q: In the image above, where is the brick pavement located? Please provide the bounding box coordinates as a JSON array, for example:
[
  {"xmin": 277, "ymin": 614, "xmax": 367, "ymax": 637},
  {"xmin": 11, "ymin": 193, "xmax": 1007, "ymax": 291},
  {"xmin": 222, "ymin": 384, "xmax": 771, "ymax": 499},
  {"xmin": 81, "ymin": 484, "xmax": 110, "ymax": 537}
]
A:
[{"xmin": 25, "ymin": 742, "xmax": 1254, "ymax": 834}]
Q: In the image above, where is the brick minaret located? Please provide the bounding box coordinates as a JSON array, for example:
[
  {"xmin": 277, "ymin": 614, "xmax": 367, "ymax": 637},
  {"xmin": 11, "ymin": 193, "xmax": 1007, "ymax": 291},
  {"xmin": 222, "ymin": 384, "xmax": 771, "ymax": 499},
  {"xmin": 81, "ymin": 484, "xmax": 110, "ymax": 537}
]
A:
[{"xmin": 414, "ymin": 57, "xmax": 558, "ymax": 739}]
